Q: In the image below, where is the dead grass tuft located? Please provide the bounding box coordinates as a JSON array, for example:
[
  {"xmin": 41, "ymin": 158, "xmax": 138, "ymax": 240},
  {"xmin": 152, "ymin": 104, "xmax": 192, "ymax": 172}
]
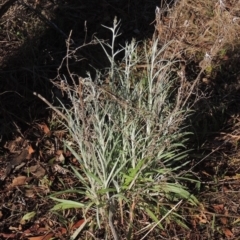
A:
[{"xmin": 155, "ymin": 0, "xmax": 240, "ymax": 65}]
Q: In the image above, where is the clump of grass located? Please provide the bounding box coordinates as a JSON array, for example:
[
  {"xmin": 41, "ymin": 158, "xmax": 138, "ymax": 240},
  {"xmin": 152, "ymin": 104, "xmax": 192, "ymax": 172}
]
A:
[
  {"xmin": 50, "ymin": 18, "xmax": 199, "ymax": 239},
  {"xmin": 154, "ymin": 0, "xmax": 240, "ymax": 146},
  {"xmin": 156, "ymin": 0, "xmax": 240, "ymax": 79},
  {"xmin": 157, "ymin": 0, "xmax": 240, "ymax": 59}
]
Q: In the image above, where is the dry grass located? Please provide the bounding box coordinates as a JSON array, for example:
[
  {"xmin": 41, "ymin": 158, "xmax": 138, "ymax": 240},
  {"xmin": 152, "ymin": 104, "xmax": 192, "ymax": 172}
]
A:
[
  {"xmin": 156, "ymin": 0, "xmax": 240, "ymax": 63},
  {"xmin": 155, "ymin": 0, "xmax": 240, "ymax": 147}
]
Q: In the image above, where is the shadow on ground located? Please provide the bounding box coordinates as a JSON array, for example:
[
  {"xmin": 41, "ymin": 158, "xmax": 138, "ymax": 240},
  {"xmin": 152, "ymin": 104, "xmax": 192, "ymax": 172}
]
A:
[{"xmin": 0, "ymin": 0, "xmax": 160, "ymax": 139}]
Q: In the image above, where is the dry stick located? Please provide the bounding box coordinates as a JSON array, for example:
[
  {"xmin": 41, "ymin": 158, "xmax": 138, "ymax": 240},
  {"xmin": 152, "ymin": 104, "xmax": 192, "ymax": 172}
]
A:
[
  {"xmin": 188, "ymin": 143, "xmax": 224, "ymax": 172},
  {"xmin": 0, "ymin": 91, "xmax": 23, "ymax": 97},
  {"xmin": 33, "ymin": 92, "xmax": 69, "ymax": 124},
  {"xmin": 176, "ymin": 143, "xmax": 225, "ymax": 180},
  {"xmin": 139, "ymin": 200, "xmax": 183, "ymax": 240},
  {"xmin": 109, "ymin": 199, "xmax": 119, "ymax": 240},
  {"xmin": 182, "ymin": 68, "xmax": 205, "ymax": 108}
]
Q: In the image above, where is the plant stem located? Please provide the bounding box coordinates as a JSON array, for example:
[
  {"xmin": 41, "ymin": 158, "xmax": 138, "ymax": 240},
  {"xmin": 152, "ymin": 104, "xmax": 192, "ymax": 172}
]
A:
[{"xmin": 109, "ymin": 199, "xmax": 119, "ymax": 240}]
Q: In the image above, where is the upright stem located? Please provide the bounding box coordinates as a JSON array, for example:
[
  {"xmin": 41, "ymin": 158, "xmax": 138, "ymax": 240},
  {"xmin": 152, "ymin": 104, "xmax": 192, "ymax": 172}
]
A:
[{"xmin": 108, "ymin": 199, "xmax": 119, "ymax": 240}]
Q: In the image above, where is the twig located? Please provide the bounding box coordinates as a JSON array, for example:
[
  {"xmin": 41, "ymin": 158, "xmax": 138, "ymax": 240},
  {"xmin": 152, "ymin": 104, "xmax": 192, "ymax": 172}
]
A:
[
  {"xmin": 33, "ymin": 92, "xmax": 68, "ymax": 123},
  {"xmin": 109, "ymin": 199, "xmax": 119, "ymax": 240},
  {"xmin": 188, "ymin": 143, "xmax": 224, "ymax": 172},
  {"xmin": 0, "ymin": 91, "xmax": 23, "ymax": 97},
  {"xmin": 139, "ymin": 200, "xmax": 183, "ymax": 240}
]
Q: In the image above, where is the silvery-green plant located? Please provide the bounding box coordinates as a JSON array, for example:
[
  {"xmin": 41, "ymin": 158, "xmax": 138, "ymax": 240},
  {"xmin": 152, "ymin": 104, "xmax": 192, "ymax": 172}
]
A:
[{"xmin": 50, "ymin": 18, "xmax": 199, "ymax": 240}]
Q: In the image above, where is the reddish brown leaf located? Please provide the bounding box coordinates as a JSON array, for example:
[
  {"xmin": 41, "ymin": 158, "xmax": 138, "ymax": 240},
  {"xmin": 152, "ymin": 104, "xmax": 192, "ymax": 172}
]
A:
[
  {"xmin": 37, "ymin": 123, "xmax": 50, "ymax": 134},
  {"xmin": 220, "ymin": 217, "xmax": 228, "ymax": 225},
  {"xmin": 58, "ymin": 227, "xmax": 67, "ymax": 234},
  {"xmin": 71, "ymin": 219, "xmax": 85, "ymax": 230},
  {"xmin": 212, "ymin": 204, "xmax": 224, "ymax": 213},
  {"xmin": 223, "ymin": 228, "xmax": 233, "ymax": 239},
  {"xmin": 24, "ymin": 224, "xmax": 48, "ymax": 235},
  {"xmin": 28, "ymin": 145, "xmax": 35, "ymax": 155}
]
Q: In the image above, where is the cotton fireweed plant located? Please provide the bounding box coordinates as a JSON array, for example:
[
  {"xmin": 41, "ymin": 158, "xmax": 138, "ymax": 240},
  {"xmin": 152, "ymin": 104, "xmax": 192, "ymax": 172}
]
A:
[{"xmin": 50, "ymin": 18, "xmax": 199, "ymax": 239}]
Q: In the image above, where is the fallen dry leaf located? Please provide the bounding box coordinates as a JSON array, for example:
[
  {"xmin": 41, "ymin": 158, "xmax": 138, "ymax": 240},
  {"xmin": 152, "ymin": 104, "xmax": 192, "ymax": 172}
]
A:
[
  {"xmin": 28, "ymin": 165, "xmax": 46, "ymax": 178},
  {"xmin": 28, "ymin": 145, "xmax": 35, "ymax": 155},
  {"xmin": 71, "ymin": 219, "xmax": 85, "ymax": 230},
  {"xmin": 4, "ymin": 137, "xmax": 24, "ymax": 152},
  {"xmin": 24, "ymin": 225, "xmax": 49, "ymax": 235},
  {"xmin": 212, "ymin": 204, "xmax": 224, "ymax": 213},
  {"xmin": 37, "ymin": 123, "xmax": 50, "ymax": 135},
  {"xmin": 223, "ymin": 228, "xmax": 233, "ymax": 239},
  {"xmin": 24, "ymin": 186, "xmax": 49, "ymax": 198},
  {"xmin": 195, "ymin": 212, "xmax": 208, "ymax": 224},
  {"xmin": 24, "ymin": 189, "xmax": 36, "ymax": 198},
  {"xmin": 11, "ymin": 176, "xmax": 27, "ymax": 186},
  {"xmin": 220, "ymin": 217, "xmax": 228, "ymax": 225},
  {"xmin": 57, "ymin": 227, "xmax": 67, "ymax": 234}
]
